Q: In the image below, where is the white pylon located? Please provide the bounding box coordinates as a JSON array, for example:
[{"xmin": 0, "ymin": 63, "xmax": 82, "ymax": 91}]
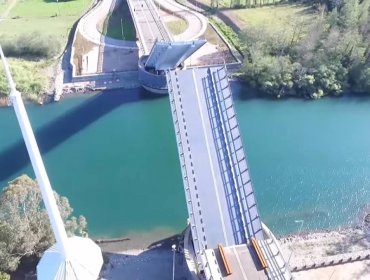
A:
[{"xmin": 0, "ymin": 46, "xmax": 103, "ymax": 280}]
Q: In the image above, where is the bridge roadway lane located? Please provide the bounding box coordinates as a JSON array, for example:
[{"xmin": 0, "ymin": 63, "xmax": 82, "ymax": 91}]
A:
[
  {"xmin": 127, "ymin": 0, "xmax": 171, "ymax": 54},
  {"xmin": 168, "ymin": 67, "xmax": 260, "ymax": 250}
]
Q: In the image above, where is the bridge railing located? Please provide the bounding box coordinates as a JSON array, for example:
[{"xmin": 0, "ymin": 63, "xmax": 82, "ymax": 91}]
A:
[
  {"xmin": 145, "ymin": 0, "xmax": 172, "ymax": 42},
  {"xmin": 126, "ymin": 0, "xmax": 146, "ymax": 53},
  {"xmin": 214, "ymin": 68, "xmax": 263, "ymax": 239},
  {"xmin": 204, "ymin": 66, "xmax": 263, "ymax": 241},
  {"xmin": 202, "ymin": 73, "xmax": 246, "ymax": 245},
  {"xmin": 204, "ymin": 68, "xmax": 250, "ymax": 242},
  {"xmin": 201, "ymin": 248, "xmax": 223, "ymax": 280}
]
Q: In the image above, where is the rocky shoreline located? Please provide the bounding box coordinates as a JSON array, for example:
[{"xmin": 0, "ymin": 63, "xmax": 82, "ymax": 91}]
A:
[{"xmin": 96, "ymin": 226, "xmax": 370, "ymax": 279}]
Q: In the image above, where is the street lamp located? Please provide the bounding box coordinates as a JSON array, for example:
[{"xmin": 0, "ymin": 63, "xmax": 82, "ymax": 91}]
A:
[
  {"xmin": 172, "ymin": 244, "xmax": 176, "ymax": 280},
  {"xmin": 288, "ymin": 219, "xmax": 304, "ymax": 265},
  {"xmin": 121, "ymin": 18, "xmax": 125, "ymax": 40},
  {"xmin": 56, "ymin": 0, "xmax": 60, "ymax": 16}
]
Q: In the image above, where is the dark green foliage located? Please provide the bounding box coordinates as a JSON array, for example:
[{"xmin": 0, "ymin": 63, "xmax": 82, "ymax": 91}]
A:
[
  {"xmin": 239, "ymin": 0, "xmax": 370, "ymax": 98},
  {"xmin": 211, "ymin": 0, "xmax": 281, "ymax": 9},
  {"xmin": 0, "ymin": 175, "xmax": 88, "ymax": 272},
  {"xmin": 211, "ymin": 19, "xmax": 243, "ymax": 54},
  {"xmin": 350, "ymin": 63, "xmax": 370, "ymax": 93},
  {"xmin": 2, "ymin": 32, "xmax": 60, "ymax": 59}
]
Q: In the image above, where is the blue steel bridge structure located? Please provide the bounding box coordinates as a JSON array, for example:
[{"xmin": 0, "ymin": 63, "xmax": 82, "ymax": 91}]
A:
[{"xmin": 126, "ymin": 0, "xmax": 293, "ymax": 279}]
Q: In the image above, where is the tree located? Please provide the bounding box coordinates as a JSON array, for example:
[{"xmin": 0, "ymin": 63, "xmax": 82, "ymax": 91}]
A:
[
  {"xmin": 351, "ymin": 65, "xmax": 370, "ymax": 93},
  {"xmin": 0, "ymin": 175, "xmax": 87, "ymax": 273},
  {"xmin": 339, "ymin": 0, "xmax": 360, "ymax": 29}
]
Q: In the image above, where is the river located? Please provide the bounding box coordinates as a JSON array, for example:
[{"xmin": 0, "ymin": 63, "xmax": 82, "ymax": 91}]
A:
[{"xmin": 1, "ymin": 84, "xmax": 370, "ymax": 238}]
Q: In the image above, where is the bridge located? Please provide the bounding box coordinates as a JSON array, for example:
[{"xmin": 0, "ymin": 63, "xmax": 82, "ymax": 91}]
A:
[
  {"xmin": 167, "ymin": 66, "xmax": 292, "ymax": 279},
  {"xmin": 127, "ymin": 0, "xmax": 172, "ymax": 54},
  {"xmin": 126, "ymin": 0, "xmax": 293, "ymax": 278}
]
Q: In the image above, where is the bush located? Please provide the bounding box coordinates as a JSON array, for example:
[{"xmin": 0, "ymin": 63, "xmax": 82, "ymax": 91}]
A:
[
  {"xmin": 0, "ymin": 59, "xmax": 48, "ymax": 100},
  {"xmin": 0, "ymin": 272, "xmax": 10, "ymax": 280},
  {"xmin": 211, "ymin": 19, "xmax": 243, "ymax": 54},
  {"xmin": 2, "ymin": 32, "xmax": 60, "ymax": 59}
]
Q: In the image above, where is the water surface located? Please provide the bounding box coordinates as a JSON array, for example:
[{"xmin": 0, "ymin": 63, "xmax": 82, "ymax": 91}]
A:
[{"xmin": 1, "ymin": 86, "xmax": 370, "ymax": 237}]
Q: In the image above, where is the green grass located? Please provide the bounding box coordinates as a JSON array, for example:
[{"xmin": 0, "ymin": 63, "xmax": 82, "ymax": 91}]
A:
[
  {"xmin": 195, "ymin": 0, "xmax": 282, "ymax": 9},
  {"xmin": 104, "ymin": 18, "xmax": 136, "ymax": 40},
  {"xmin": 231, "ymin": 4, "xmax": 317, "ymax": 34},
  {"xmin": 0, "ymin": 0, "xmax": 10, "ymax": 15},
  {"xmin": 166, "ymin": 19, "xmax": 188, "ymax": 35},
  {"xmin": 0, "ymin": 0, "xmax": 92, "ymax": 44},
  {"xmin": 10, "ymin": 0, "xmax": 89, "ymax": 17},
  {"xmin": 100, "ymin": 0, "xmax": 136, "ymax": 41}
]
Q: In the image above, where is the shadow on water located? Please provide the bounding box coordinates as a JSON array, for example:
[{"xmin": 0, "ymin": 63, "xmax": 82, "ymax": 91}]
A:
[{"xmin": 0, "ymin": 89, "xmax": 164, "ymax": 182}]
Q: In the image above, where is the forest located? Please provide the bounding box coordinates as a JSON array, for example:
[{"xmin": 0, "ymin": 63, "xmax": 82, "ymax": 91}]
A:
[{"xmin": 239, "ymin": 0, "xmax": 370, "ymax": 98}]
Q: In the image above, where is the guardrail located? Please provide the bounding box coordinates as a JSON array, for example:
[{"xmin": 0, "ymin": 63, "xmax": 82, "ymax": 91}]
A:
[
  {"xmin": 202, "ymin": 68, "xmax": 247, "ymax": 245},
  {"xmin": 146, "ymin": 0, "xmax": 172, "ymax": 42},
  {"xmin": 261, "ymin": 222, "xmax": 293, "ymax": 279},
  {"xmin": 215, "ymin": 67, "xmax": 263, "ymax": 239},
  {"xmin": 202, "ymin": 248, "xmax": 223, "ymax": 280},
  {"xmin": 126, "ymin": 0, "xmax": 146, "ymax": 54},
  {"xmin": 203, "ymin": 66, "xmax": 263, "ymax": 242}
]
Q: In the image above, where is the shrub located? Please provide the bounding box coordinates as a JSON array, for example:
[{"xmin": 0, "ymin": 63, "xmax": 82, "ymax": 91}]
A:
[
  {"xmin": 2, "ymin": 32, "xmax": 60, "ymax": 59},
  {"xmin": 211, "ymin": 19, "xmax": 243, "ymax": 54},
  {"xmin": 0, "ymin": 59, "xmax": 48, "ymax": 99}
]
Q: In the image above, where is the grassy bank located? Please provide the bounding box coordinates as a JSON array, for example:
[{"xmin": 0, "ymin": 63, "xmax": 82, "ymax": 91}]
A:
[
  {"xmin": 165, "ymin": 18, "xmax": 188, "ymax": 35},
  {"xmin": 192, "ymin": 0, "xmax": 283, "ymax": 10},
  {"xmin": 98, "ymin": 0, "xmax": 136, "ymax": 41},
  {"xmin": 1, "ymin": 0, "xmax": 92, "ymax": 42},
  {"xmin": 224, "ymin": 4, "xmax": 317, "ymax": 34},
  {"xmin": 0, "ymin": 59, "xmax": 50, "ymax": 102},
  {"xmin": 0, "ymin": 0, "xmax": 92, "ymax": 101}
]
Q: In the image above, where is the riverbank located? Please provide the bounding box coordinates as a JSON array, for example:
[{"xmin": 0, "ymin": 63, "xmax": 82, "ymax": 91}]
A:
[
  {"xmin": 280, "ymin": 227, "xmax": 370, "ymax": 279},
  {"xmin": 97, "ymin": 226, "xmax": 370, "ymax": 279}
]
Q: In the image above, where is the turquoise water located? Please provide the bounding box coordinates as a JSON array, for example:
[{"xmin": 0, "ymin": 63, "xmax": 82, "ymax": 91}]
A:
[
  {"xmin": 233, "ymin": 85, "xmax": 370, "ymax": 235},
  {"xmin": 1, "ymin": 85, "xmax": 370, "ymax": 237},
  {"xmin": 0, "ymin": 89, "xmax": 185, "ymax": 238}
]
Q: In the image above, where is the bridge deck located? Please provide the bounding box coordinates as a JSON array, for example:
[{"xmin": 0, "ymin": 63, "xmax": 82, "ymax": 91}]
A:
[
  {"xmin": 220, "ymin": 245, "xmax": 267, "ymax": 280},
  {"xmin": 167, "ymin": 67, "xmax": 263, "ymax": 251},
  {"xmin": 168, "ymin": 67, "xmax": 292, "ymax": 279},
  {"xmin": 127, "ymin": 0, "xmax": 171, "ymax": 54}
]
